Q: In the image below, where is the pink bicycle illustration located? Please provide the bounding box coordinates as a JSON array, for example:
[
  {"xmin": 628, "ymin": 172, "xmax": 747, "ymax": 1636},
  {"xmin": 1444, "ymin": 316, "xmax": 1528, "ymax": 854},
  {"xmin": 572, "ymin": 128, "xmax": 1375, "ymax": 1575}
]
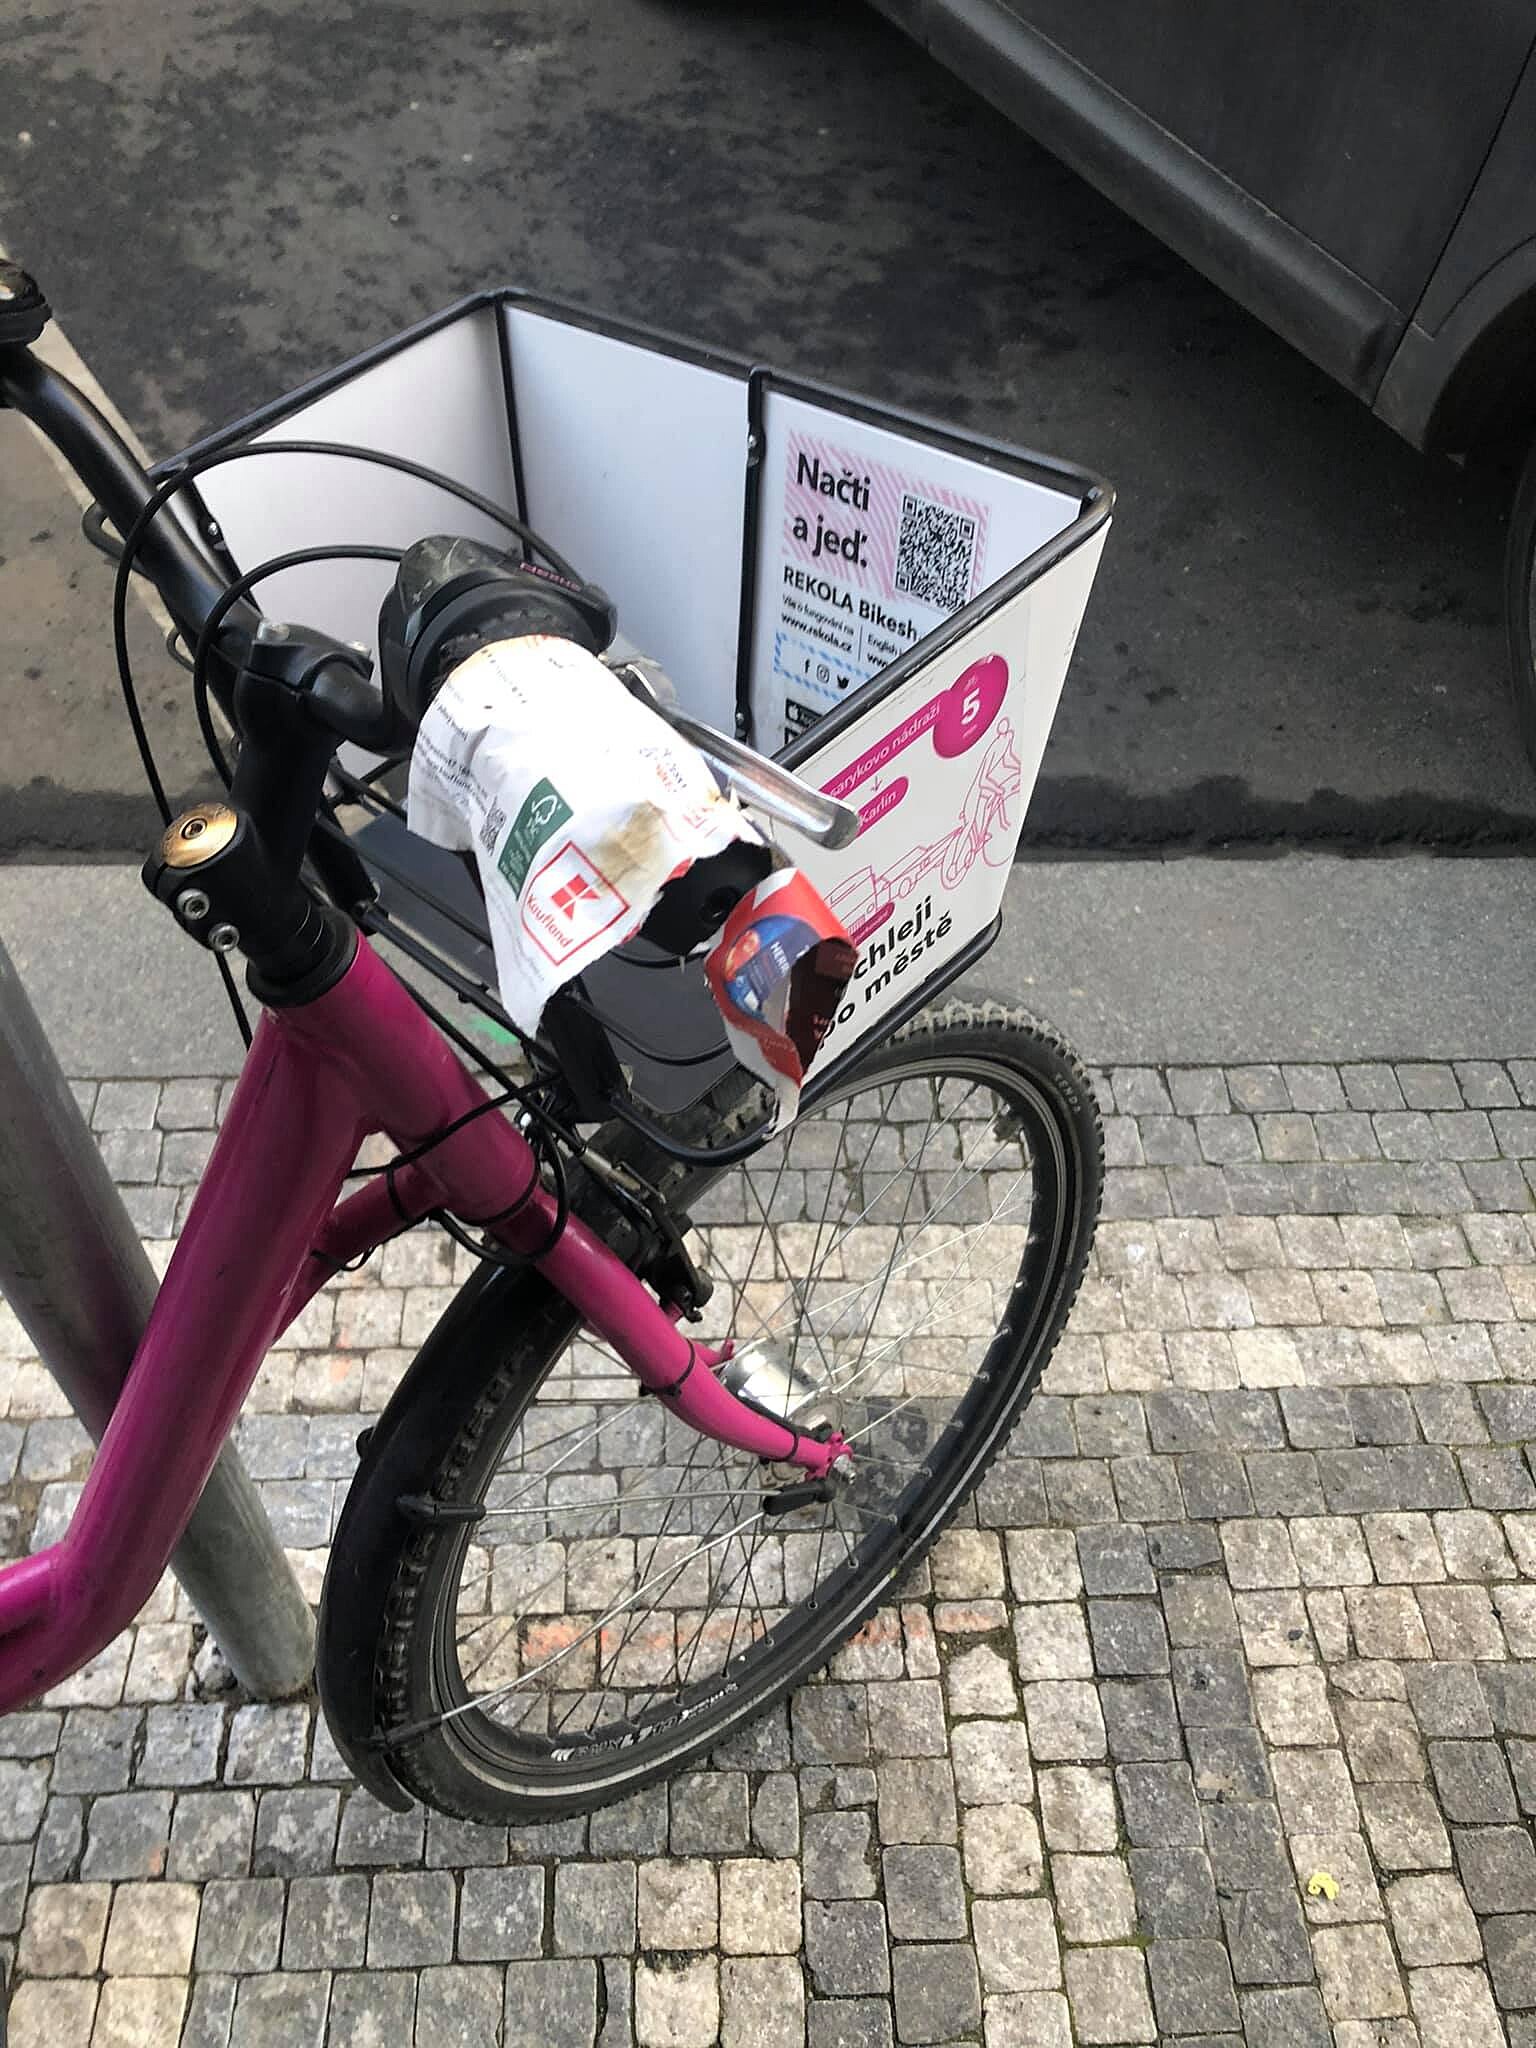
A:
[{"xmin": 829, "ymin": 718, "xmax": 1022, "ymax": 939}]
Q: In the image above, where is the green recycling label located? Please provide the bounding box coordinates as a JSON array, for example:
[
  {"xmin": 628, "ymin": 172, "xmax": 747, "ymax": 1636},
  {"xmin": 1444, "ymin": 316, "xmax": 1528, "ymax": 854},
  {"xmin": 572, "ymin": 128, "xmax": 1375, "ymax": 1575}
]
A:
[{"xmin": 497, "ymin": 777, "xmax": 573, "ymax": 894}]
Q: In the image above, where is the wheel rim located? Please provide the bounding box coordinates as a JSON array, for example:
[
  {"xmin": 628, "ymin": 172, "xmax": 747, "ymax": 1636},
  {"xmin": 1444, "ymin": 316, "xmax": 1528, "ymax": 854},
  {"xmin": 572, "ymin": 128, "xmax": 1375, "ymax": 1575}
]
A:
[{"xmin": 427, "ymin": 1045, "xmax": 1078, "ymax": 1785}]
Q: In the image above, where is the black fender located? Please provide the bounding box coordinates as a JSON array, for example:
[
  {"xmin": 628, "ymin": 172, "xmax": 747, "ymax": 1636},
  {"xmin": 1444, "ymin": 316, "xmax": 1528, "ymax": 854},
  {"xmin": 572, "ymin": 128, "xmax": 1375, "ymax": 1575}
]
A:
[{"xmin": 316, "ymin": 1258, "xmax": 581, "ymax": 1807}]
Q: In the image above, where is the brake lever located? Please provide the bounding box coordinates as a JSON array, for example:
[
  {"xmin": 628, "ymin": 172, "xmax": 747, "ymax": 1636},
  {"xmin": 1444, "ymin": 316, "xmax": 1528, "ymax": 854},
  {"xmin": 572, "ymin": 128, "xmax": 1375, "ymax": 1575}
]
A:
[{"xmin": 610, "ymin": 660, "xmax": 861, "ymax": 851}]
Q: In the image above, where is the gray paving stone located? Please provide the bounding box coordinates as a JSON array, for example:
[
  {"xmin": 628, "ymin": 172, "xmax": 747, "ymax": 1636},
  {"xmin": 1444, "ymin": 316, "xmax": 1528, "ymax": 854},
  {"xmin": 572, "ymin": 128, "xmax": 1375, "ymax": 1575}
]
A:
[
  {"xmin": 168, "ymin": 1790, "xmax": 255, "ymax": 1881},
  {"xmin": 1043, "ymin": 1458, "xmax": 1118, "ymax": 1525},
  {"xmin": 417, "ymin": 1963, "xmax": 503, "ymax": 2048},
  {"xmin": 1102, "ymin": 1676, "xmax": 1184, "ymax": 1761},
  {"xmin": 1408, "ymin": 1663, "xmax": 1496, "ymax": 1737},
  {"xmin": 1089, "ymin": 1597, "xmax": 1169, "ymax": 1676},
  {"xmin": 1147, "ymin": 1520, "xmax": 1224, "ymax": 1569},
  {"xmin": 868, "ymin": 1681, "xmax": 948, "ymax": 1759},
  {"xmin": 553, "ymin": 1859, "xmax": 636, "ymax": 1956},
  {"xmin": 1459, "ymin": 1456, "xmax": 1536, "ymax": 1524},
  {"xmin": 882, "ymin": 1845, "xmax": 967, "ymax": 1942},
  {"xmin": 1318, "ymin": 1448, "xmax": 1400, "ymax": 1514},
  {"xmin": 1203, "ymin": 1801, "xmax": 1291, "ymax": 1890},
  {"xmin": 1359, "ymin": 1783, "xmax": 1453, "ymax": 1870},
  {"xmin": 1479, "ymin": 1384, "xmax": 1536, "ymax": 1442},
  {"xmin": 367, "ymin": 1868, "xmax": 455, "ymax": 1967},
  {"xmin": 1483, "ymin": 1913, "xmax": 1536, "ymax": 2011},
  {"xmin": 0, "ymin": 1839, "xmax": 30, "ymax": 1935},
  {"xmin": 1245, "ymin": 1451, "xmax": 1326, "ymax": 1517},
  {"xmin": 1170, "ymin": 1068, "xmax": 1231, "ymax": 1116},
  {"xmin": 251, "ymin": 1787, "xmax": 339, "ymax": 1878},
  {"xmin": 224, "ymin": 1710, "xmax": 308, "ymax": 1791},
  {"xmin": 1214, "ymin": 1391, "xmax": 1288, "ymax": 1448},
  {"xmin": 891, "ymin": 1941, "xmax": 980, "ymax": 2044},
  {"xmin": 194, "ymin": 1877, "xmax": 285, "ymax": 1973},
  {"xmin": 1188, "ymin": 1726, "xmax": 1273, "ymax": 1803},
  {"xmin": 719, "ymin": 1956, "xmax": 802, "ymax": 2048},
  {"xmin": 1075, "ymin": 1393, "xmax": 1150, "ymax": 1457},
  {"xmin": 1117, "ymin": 1761, "xmax": 1201, "ymax": 1847},
  {"xmin": 29, "ymin": 1795, "xmax": 80, "ymax": 1883},
  {"xmin": 1063, "ymin": 1946, "xmax": 1156, "ymax": 2044},
  {"xmin": 0, "ymin": 1710, "xmax": 58, "ymax": 1760},
  {"xmin": 1454, "ymin": 1823, "xmax": 1536, "ymax": 1912},
  {"xmin": 1011, "ymin": 1396, "xmax": 1077, "ymax": 1459},
  {"xmin": 1129, "ymin": 1845, "xmax": 1221, "ymax": 1937},
  {"xmin": 1220, "ymin": 1884, "xmax": 1316, "ymax": 1987},
  {"xmin": 805, "ymin": 1900, "xmax": 892, "ymax": 1997},
  {"xmin": 508, "ymin": 1815, "xmax": 587, "ymax": 1860},
  {"xmin": 1240, "ymin": 1986, "xmax": 1332, "ymax": 2048},
  {"xmin": 669, "ymin": 1772, "xmax": 750, "ymax": 1855},
  {"xmin": 1338, "ymin": 1697, "xmax": 1425, "ymax": 1783},
  {"xmin": 423, "ymin": 1813, "xmax": 509, "ymax": 1868},
  {"xmin": 1169, "ymin": 1163, "xmax": 1238, "ymax": 1212},
  {"xmin": 504, "ymin": 1960, "xmax": 598, "ymax": 2048},
  {"xmin": 752, "ymin": 1774, "xmax": 801, "ymax": 1859},
  {"xmin": 1147, "ymin": 1938, "xmax": 1240, "ymax": 2035},
  {"xmin": 1145, "ymin": 1391, "xmax": 1218, "ymax": 1454},
  {"xmin": 1413, "ymin": 1386, "xmax": 1487, "ymax": 1446},
  {"xmin": 52, "ymin": 1706, "xmax": 139, "ymax": 1794},
  {"xmin": 1229, "ymin": 1067, "xmax": 1289, "ymax": 1113},
  {"xmin": 1482, "ymin": 1664, "xmax": 1536, "ymax": 1735},
  {"xmin": 136, "ymin": 1704, "xmax": 224, "ymax": 1789},
  {"xmin": 1077, "ymin": 1523, "xmax": 1155, "ymax": 1595},
  {"xmin": 1112, "ymin": 1453, "xmax": 1185, "ymax": 1521},
  {"xmin": 327, "ymin": 1970, "xmax": 416, "ymax": 2048},
  {"xmin": 808, "ymin": 1997, "xmax": 895, "ymax": 2048},
  {"xmin": 974, "ymin": 1457, "xmax": 1049, "ymax": 1527},
  {"xmin": 179, "ymin": 1974, "xmax": 238, "ymax": 2048},
  {"xmin": 1429, "ymin": 1739, "xmax": 1519, "ymax": 1824},
  {"xmin": 1179, "ymin": 1453, "xmax": 1256, "ymax": 1520},
  {"xmin": 1173, "ymin": 1646, "xmax": 1256, "ymax": 1728},
  {"xmin": 805, "ymin": 1811, "xmax": 877, "ymax": 1899},
  {"xmin": 228, "ymin": 1971, "xmax": 329, "ymax": 2048},
  {"xmin": 282, "ymin": 1872, "xmax": 369, "ymax": 1970},
  {"xmin": 795, "ymin": 1687, "xmax": 871, "ymax": 1765},
  {"xmin": 459, "ymin": 1864, "xmax": 545, "ymax": 1959},
  {"xmin": 80, "ymin": 1788, "xmax": 173, "ymax": 1880}
]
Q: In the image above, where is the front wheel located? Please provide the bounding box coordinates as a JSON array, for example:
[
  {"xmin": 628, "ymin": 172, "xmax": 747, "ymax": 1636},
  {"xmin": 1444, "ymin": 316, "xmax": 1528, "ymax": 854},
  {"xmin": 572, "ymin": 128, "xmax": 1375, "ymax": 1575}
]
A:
[
  {"xmin": 1504, "ymin": 435, "xmax": 1536, "ymax": 773},
  {"xmin": 361, "ymin": 1001, "xmax": 1102, "ymax": 1822}
]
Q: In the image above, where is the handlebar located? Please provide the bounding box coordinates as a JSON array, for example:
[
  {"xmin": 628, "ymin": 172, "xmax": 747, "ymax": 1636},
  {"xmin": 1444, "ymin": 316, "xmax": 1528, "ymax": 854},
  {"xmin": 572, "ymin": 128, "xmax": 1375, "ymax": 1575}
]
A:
[{"xmin": 0, "ymin": 344, "xmax": 258, "ymax": 656}]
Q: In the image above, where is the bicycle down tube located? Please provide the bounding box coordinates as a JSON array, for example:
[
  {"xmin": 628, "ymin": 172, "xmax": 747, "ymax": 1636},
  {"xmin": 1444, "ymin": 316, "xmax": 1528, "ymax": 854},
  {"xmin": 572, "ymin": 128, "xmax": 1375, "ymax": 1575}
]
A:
[{"xmin": 0, "ymin": 933, "xmax": 848, "ymax": 1712}]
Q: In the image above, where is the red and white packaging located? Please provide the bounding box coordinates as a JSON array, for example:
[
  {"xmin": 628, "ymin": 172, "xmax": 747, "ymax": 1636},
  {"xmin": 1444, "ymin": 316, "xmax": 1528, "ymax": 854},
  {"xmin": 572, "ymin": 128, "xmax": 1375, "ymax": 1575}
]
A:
[{"xmin": 704, "ymin": 869, "xmax": 857, "ymax": 1127}]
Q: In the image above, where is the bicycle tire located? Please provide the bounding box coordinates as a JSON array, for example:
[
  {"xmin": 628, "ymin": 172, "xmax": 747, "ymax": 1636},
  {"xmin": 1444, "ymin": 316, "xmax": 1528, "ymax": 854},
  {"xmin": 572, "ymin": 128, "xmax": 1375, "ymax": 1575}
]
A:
[{"xmin": 355, "ymin": 999, "xmax": 1102, "ymax": 1821}]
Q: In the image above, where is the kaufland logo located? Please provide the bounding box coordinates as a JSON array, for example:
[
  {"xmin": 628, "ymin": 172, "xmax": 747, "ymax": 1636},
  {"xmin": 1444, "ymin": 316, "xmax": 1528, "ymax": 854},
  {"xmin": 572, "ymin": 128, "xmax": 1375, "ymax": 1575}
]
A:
[
  {"xmin": 522, "ymin": 842, "xmax": 628, "ymax": 963},
  {"xmin": 551, "ymin": 873, "xmax": 599, "ymax": 919}
]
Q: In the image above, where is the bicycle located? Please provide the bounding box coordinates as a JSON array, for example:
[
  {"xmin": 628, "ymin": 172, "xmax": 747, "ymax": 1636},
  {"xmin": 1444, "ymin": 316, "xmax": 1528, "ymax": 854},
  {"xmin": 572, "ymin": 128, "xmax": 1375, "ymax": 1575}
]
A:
[{"xmin": 0, "ymin": 264, "xmax": 1103, "ymax": 1822}]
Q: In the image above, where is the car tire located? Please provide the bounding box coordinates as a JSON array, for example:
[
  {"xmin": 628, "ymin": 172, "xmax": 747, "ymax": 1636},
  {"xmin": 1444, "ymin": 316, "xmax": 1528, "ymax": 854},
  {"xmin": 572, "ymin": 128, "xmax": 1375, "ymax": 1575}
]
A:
[{"xmin": 1504, "ymin": 436, "xmax": 1536, "ymax": 774}]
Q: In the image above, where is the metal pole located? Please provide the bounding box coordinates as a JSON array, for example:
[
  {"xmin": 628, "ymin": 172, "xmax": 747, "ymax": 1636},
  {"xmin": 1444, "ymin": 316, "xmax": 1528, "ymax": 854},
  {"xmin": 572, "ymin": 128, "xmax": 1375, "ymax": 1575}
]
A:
[{"xmin": 0, "ymin": 936, "xmax": 314, "ymax": 1698}]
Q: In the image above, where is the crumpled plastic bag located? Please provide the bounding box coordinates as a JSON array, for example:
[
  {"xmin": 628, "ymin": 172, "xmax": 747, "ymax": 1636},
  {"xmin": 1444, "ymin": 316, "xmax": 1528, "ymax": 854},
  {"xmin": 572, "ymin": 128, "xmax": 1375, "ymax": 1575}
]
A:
[{"xmin": 407, "ymin": 635, "xmax": 763, "ymax": 1030}]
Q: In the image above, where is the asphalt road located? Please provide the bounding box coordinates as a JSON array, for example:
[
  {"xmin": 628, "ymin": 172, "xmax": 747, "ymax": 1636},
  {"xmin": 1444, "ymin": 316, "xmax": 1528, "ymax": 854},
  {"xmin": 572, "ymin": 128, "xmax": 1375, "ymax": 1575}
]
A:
[{"xmin": 2, "ymin": 0, "xmax": 1533, "ymax": 851}]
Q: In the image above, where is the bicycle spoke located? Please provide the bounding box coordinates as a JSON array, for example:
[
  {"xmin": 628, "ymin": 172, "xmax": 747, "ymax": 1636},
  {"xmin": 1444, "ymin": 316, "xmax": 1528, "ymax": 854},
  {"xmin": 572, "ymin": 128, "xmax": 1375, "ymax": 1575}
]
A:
[{"xmin": 430, "ymin": 1036, "xmax": 1079, "ymax": 1768}]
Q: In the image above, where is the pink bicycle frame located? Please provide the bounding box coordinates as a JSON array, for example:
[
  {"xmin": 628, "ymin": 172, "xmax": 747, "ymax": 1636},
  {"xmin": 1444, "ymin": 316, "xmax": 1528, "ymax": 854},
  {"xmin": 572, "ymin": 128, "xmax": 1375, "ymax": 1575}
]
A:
[{"xmin": 0, "ymin": 934, "xmax": 846, "ymax": 1710}]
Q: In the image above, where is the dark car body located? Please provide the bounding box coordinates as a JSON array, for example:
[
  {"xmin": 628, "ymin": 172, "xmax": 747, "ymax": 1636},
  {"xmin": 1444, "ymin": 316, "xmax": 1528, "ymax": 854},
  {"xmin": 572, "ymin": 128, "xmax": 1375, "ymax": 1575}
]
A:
[{"xmin": 869, "ymin": 0, "xmax": 1536, "ymax": 460}]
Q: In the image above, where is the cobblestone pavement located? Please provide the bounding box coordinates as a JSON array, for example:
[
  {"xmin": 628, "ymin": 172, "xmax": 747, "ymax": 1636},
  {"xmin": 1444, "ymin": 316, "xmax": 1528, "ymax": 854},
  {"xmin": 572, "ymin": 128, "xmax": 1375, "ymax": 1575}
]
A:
[{"xmin": 3, "ymin": 1059, "xmax": 1536, "ymax": 2047}]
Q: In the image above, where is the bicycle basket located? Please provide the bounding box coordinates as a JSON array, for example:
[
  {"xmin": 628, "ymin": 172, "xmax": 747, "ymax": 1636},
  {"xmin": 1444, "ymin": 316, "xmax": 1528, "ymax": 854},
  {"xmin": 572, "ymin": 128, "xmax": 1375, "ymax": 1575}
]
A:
[{"xmin": 167, "ymin": 292, "xmax": 1111, "ymax": 1137}]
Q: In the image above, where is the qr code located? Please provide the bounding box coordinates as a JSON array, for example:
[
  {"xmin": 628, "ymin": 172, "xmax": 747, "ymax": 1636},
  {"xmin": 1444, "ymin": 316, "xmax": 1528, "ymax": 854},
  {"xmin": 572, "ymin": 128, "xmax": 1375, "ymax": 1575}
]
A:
[
  {"xmin": 479, "ymin": 801, "xmax": 507, "ymax": 854},
  {"xmin": 894, "ymin": 492, "xmax": 977, "ymax": 612}
]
